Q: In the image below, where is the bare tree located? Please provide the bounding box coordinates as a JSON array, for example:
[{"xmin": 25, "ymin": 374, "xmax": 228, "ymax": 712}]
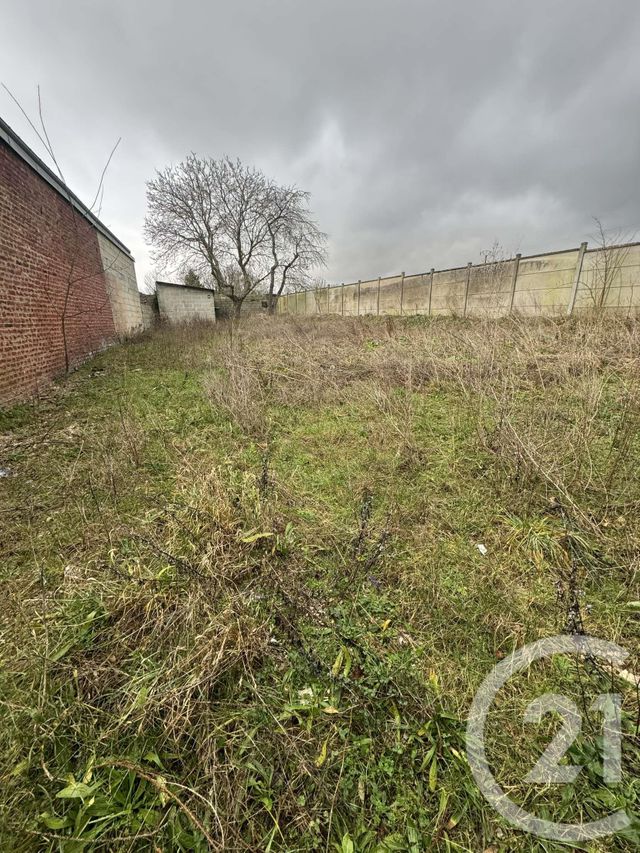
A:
[
  {"xmin": 264, "ymin": 186, "xmax": 327, "ymax": 314},
  {"xmin": 479, "ymin": 241, "xmax": 512, "ymax": 292},
  {"xmin": 183, "ymin": 268, "xmax": 203, "ymax": 288},
  {"xmin": 142, "ymin": 269, "xmax": 161, "ymax": 295},
  {"xmin": 585, "ymin": 218, "xmax": 635, "ymax": 311},
  {"xmin": 144, "ymin": 154, "xmax": 326, "ymax": 318}
]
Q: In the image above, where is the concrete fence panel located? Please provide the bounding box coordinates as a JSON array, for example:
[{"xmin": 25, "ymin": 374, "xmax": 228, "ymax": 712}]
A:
[
  {"xmin": 512, "ymin": 249, "xmax": 579, "ymax": 315},
  {"xmin": 327, "ymin": 285, "xmax": 343, "ymax": 314},
  {"xmin": 430, "ymin": 267, "xmax": 468, "ymax": 315},
  {"xmin": 576, "ymin": 244, "xmax": 640, "ymax": 313},
  {"xmin": 342, "ymin": 282, "xmax": 359, "ymax": 316},
  {"xmin": 277, "ymin": 241, "xmax": 640, "ymax": 320},
  {"xmin": 358, "ymin": 278, "xmax": 379, "ymax": 315},
  {"xmin": 466, "ymin": 259, "xmax": 514, "ymax": 317},
  {"xmin": 377, "ymin": 275, "xmax": 403, "ymax": 315},
  {"xmin": 402, "ymin": 273, "xmax": 430, "ymax": 314}
]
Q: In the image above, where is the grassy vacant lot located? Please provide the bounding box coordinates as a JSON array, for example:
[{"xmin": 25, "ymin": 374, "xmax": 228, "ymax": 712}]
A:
[{"xmin": 1, "ymin": 314, "xmax": 639, "ymax": 852}]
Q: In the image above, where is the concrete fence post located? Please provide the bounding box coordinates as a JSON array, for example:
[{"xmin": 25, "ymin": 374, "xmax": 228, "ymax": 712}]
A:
[
  {"xmin": 399, "ymin": 271, "xmax": 406, "ymax": 315},
  {"xmin": 377, "ymin": 276, "xmax": 381, "ymax": 315},
  {"xmin": 428, "ymin": 268, "xmax": 435, "ymax": 316},
  {"xmin": 341, "ymin": 282, "xmax": 345, "ymax": 316},
  {"xmin": 509, "ymin": 253, "xmax": 522, "ymax": 315},
  {"xmin": 357, "ymin": 279, "xmax": 361, "ymax": 316},
  {"xmin": 463, "ymin": 262, "xmax": 472, "ymax": 317},
  {"xmin": 567, "ymin": 242, "xmax": 588, "ymax": 316}
]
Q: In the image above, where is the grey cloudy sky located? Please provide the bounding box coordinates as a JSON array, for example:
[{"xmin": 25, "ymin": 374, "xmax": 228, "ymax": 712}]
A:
[{"xmin": 2, "ymin": 0, "xmax": 640, "ymax": 288}]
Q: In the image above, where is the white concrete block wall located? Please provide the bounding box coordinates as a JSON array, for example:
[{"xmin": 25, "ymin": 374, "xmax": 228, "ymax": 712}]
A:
[
  {"xmin": 98, "ymin": 233, "xmax": 144, "ymax": 337},
  {"xmin": 156, "ymin": 283, "xmax": 216, "ymax": 323},
  {"xmin": 140, "ymin": 294, "xmax": 159, "ymax": 329}
]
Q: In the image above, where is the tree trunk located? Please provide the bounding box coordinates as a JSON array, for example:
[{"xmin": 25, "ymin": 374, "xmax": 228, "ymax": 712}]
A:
[
  {"xmin": 267, "ymin": 294, "xmax": 277, "ymax": 315},
  {"xmin": 233, "ymin": 299, "xmax": 243, "ymax": 320}
]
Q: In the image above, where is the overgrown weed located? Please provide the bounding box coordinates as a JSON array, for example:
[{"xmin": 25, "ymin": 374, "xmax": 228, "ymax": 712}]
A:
[{"xmin": 0, "ymin": 313, "xmax": 639, "ymax": 850}]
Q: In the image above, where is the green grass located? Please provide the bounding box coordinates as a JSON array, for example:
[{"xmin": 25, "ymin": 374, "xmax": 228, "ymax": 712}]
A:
[{"xmin": 0, "ymin": 315, "xmax": 639, "ymax": 851}]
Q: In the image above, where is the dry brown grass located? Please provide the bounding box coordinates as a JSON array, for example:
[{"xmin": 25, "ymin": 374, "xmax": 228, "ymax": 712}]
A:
[
  {"xmin": 1, "ymin": 312, "xmax": 639, "ymax": 851},
  {"xmin": 204, "ymin": 314, "xmax": 640, "ymax": 515}
]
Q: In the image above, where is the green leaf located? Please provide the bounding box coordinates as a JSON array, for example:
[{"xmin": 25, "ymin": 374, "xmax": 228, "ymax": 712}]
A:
[
  {"xmin": 407, "ymin": 825, "xmax": 420, "ymax": 850},
  {"xmin": 331, "ymin": 648, "xmax": 344, "ymax": 678},
  {"xmin": 49, "ymin": 638, "xmax": 77, "ymax": 662},
  {"xmin": 39, "ymin": 812, "xmax": 71, "ymax": 830},
  {"xmin": 240, "ymin": 531, "xmax": 274, "ymax": 543},
  {"xmin": 11, "ymin": 758, "xmax": 29, "ymax": 777},
  {"xmin": 419, "ymin": 744, "xmax": 436, "ymax": 772},
  {"xmin": 436, "ymin": 787, "xmax": 449, "ymax": 823},
  {"xmin": 342, "ymin": 646, "xmax": 352, "ymax": 678},
  {"xmin": 376, "ymin": 834, "xmax": 407, "ymax": 851},
  {"xmin": 56, "ymin": 780, "xmax": 98, "ymax": 800},
  {"xmin": 143, "ymin": 750, "xmax": 165, "ymax": 768},
  {"xmin": 132, "ymin": 684, "xmax": 149, "ymax": 710},
  {"xmin": 429, "ymin": 757, "xmax": 438, "ymax": 792},
  {"xmin": 341, "ymin": 833, "xmax": 354, "ymax": 853},
  {"xmin": 315, "ymin": 738, "xmax": 329, "ymax": 768}
]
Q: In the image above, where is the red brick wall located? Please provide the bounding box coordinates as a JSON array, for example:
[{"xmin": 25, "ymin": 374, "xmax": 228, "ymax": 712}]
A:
[{"xmin": 0, "ymin": 142, "xmax": 117, "ymax": 406}]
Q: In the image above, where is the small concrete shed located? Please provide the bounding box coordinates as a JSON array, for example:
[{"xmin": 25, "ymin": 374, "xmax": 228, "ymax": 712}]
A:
[{"xmin": 156, "ymin": 281, "xmax": 216, "ymax": 324}]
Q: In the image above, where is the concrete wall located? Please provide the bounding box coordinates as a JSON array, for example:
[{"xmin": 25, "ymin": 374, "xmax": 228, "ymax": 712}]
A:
[
  {"xmin": 278, "ymin": 242, "xmax": 640, "ymax": 319},
  {"xmin": 97, "ymin": 232, "xmax": 143, "ymax": 337},
  {"xmin": 214, "ymin": 292, "xmax": 269, "ymax": 319},
  {"xmin": 156, "ymin": 282, "xmax": 216, "ymax": 323},
  {"xmin": 140, "ymin": 293, "xmax": 159, "ymax": 329}
]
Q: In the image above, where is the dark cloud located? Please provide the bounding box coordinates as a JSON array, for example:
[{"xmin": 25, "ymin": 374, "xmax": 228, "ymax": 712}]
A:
[{"xmin": 2, "ymin": 0, "xmax": 639, "ymax": 286}]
